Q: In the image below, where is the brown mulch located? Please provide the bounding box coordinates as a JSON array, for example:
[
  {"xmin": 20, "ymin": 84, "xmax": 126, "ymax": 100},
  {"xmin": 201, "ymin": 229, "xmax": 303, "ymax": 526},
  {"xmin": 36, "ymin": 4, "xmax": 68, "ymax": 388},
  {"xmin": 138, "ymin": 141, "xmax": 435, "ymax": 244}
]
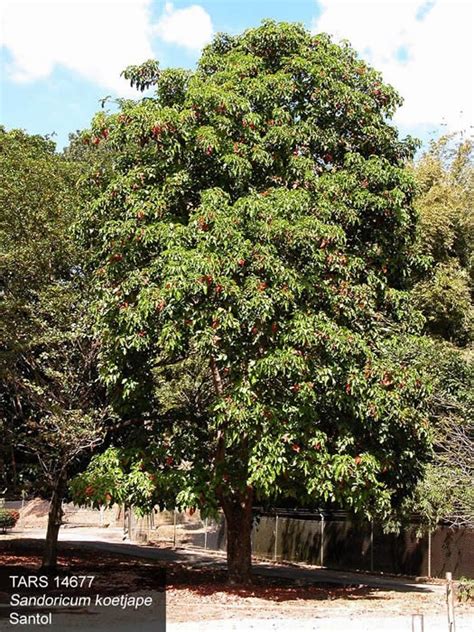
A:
[{"xmin": 0, "ymin": 540, "xmax": 471, "ymax": 623}]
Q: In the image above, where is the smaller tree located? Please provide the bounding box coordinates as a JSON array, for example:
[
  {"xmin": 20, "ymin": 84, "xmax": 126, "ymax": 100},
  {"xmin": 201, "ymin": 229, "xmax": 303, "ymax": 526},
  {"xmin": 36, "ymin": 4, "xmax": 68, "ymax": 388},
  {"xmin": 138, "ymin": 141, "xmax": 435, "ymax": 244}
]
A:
[
  {"xmin": 391, "ymin": 338, "xmax": 473, "ymax": 530},
  {"xmin": 20, "ymin": 413, "xmax": 105, "ymax": 568},
  {"xmin": 0, "ymin": 128, "xmax": 109, "ymax": 569},
  {"xmin": 413, "ymin": 134, "xmax": 473, "ymax": 346}
]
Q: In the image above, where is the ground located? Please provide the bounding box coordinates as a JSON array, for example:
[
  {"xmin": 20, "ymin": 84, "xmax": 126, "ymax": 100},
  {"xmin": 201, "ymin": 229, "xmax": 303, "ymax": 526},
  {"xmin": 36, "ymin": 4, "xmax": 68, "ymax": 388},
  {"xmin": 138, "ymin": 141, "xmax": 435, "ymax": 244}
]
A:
[{"xmin": 1, "ymin": 527, "xmax": 473, "ymax": 631}]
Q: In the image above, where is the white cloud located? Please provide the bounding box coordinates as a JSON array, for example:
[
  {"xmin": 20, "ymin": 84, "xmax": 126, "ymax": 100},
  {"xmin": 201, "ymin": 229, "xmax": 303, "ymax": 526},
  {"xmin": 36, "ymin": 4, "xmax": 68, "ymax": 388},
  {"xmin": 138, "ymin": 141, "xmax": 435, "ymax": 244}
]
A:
[
  {"xmin": 0, "ymin": 0, "xmax": 213, "ymax": 95},
  {"xmin": 313, "ymin": 0, "xmax": 474, "ymax": 133},
  {"xmin": 154, "ymin": 2, "xmax": 213, "ymax": 51}
]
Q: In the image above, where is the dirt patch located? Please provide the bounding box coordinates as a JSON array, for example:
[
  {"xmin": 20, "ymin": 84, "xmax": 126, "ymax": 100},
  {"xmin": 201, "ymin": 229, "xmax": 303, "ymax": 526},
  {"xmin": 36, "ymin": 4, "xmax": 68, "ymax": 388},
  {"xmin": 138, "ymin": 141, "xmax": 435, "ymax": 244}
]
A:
[
  {"xmin": 0, "ymin": 540, "xmax": 472, "ymax": 624},
  {"xmin": 17, "ymin": 499, "xmax": 50, "ymax": 528}
]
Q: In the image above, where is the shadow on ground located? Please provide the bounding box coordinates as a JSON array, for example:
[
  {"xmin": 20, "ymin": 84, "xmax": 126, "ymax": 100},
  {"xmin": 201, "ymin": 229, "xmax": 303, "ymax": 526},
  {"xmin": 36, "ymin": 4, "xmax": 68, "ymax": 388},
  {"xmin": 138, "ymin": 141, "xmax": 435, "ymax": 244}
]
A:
[{"xmin": 0, "ymin": 537, "xmax": 433, "ymax": 606}]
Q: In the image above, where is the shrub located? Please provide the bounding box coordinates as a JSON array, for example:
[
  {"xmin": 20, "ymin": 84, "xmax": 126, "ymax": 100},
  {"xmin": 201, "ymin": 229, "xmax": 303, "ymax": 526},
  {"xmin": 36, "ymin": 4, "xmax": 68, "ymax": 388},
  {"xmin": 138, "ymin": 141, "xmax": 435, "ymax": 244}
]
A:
[
  {"xmin": 0, "ymin": 508, "xmax": 20, "ymax": 532},
  {"xmin": 458, "ymin": 577, "xmax": 474, "ymax": 603}
]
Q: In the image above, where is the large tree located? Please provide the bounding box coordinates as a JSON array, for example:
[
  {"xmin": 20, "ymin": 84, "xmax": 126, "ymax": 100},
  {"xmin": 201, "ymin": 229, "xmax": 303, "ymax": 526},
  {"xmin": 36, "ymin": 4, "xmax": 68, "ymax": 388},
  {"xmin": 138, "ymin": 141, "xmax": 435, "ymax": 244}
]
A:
[{"xmin": 79, "ymin": 21, "xmax": 431, "ymax": 582}]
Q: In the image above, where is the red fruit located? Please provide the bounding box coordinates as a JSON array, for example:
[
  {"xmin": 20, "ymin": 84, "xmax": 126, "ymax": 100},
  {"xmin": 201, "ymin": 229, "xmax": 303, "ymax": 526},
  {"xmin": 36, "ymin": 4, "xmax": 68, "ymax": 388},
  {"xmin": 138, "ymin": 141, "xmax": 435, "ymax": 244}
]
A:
[
  {"xmin": 291, "ymin": 443, "xmax": 301, "ymax": 453},
  {"xmin": 257, "ymin": 281, "xmax": 267, "ymax": 291},
  {"xmin": 354, "ymin": 455, "xmax": 362, "ymax": 465},
  {"xmin": 345, "ymin": 382, "xmax": 351, "ymax": 394},
  {"xmin": 361, "ymin": 179, "xmax": 369, "ymax": 188},
  {"xmin": 166, "ymin": 456, "xmax": 174, "ymax": 466},
  {"xmin": 137, "ymin": 331, "xmax": 145, "ymax": 337},
  {"xmin": 381, "ymin": 372, "xmax": 393, "ymax": 388},
  {"xmin": 92, "ymin": 136, "xmax": 100, "ymax": 145},
  {"xmin": 211, "ymin": 319, "xmax": 219, "ymax": 329},
  {"xmin": 156, "ymin": 300, "xmax": 166, "ymax": 312},
  {"xmin": 233, "ymin": 142, "xmax": 240, "ymax": 153},
  {"xmin": 151, "ymin": 125, "xmax": 162, "ymax": 137},
  {"xmin": 215, "ymin": 284, "xmax": 223, "ymax": 294},
  {"xmin": 324, "ymin": 153, "xmax": 333, "ymax": 162},
  {"xmin": 291, "ymin": 384, "xmax": 300, "ymax": 393},
  {"xmin": 110, "ymin": 253, "xmax": 123, "ymax": 263},
  {"xmin": 197, "ymin": 217, "xmax": 209, "ymax": 231},
  {"xmin": 136, "ymin": 210, "xmax": 145, "ymax": 220},
  {"xmin": 101, "ymin": 129, "xmax": 109, "ymax": 139},
  {"xmin": 85, "ymin": 486, "xmax": 95, "ymax": 497},
  {"xmin": 238, "ymin": 258, "xmax": 246, "ymax": 267},
  {"xmin": 189, "ymin": 507, "xmax": 196, "ymax": 516},
  {"xmin": 271, "ymin": 322, "xmax": 278, "ymax": 334},
  {"xmin": 313, "ymin": 442, "xmax": 321, "ymax": 450}
]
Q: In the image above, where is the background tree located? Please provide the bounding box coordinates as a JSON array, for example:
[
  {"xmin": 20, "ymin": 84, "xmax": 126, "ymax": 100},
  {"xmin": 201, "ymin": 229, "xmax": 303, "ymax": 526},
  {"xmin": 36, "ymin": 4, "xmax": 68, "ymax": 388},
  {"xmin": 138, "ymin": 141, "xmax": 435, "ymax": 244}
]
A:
[
  {"xmin": 389, "ymin": 338, "xmax": 473, "ymax": 530},
  {"xmin": 78, "ymin": 21, "xmax": 432, "ymax": 583},
  {"xmin": 412, "ymin": 134, "xmax": 473, "ymax": 346},
  {"xmin": 401, "ymin": 135, "xmax": 474, "ymax": 528},
  {"xmin": 0, "ymin": 127, "xmax": 108, "ymax": 569}
]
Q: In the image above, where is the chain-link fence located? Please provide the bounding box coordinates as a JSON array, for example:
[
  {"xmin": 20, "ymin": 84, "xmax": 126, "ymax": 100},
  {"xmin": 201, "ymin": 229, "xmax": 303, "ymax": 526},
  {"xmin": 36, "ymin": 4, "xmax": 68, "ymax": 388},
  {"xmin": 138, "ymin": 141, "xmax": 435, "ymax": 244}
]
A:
[
  {"xmin": 131, "ymin": 508, "xmax": 473, "ymax": 579},
  {"xmin": 11, "ymin": 499, "xmax": 473, "ymax": 579}
]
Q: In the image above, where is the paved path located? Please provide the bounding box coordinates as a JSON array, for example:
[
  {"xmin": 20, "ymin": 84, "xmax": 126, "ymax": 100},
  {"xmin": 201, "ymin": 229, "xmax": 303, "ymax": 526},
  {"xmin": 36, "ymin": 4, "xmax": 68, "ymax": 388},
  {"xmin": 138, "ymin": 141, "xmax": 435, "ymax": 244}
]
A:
[
  {"xmin": 3, "ymin": 527, "xmax": 443, "ymax": 594},
  {"xmin": 168, "ymin": 615, "xmax": 473, "ymax": 632}
]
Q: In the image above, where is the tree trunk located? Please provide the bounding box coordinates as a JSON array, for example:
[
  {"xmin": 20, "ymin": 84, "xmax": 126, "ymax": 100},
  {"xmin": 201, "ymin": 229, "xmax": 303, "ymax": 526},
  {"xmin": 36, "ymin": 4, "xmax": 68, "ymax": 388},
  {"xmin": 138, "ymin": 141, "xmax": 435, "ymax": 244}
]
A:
[
  {"xmin": 221, "ymin": 488, "xmax": 254, "ymax": 584},
  {"xmin": 42, "ymin": 473, "xmax": 66, "ymax": 570}
]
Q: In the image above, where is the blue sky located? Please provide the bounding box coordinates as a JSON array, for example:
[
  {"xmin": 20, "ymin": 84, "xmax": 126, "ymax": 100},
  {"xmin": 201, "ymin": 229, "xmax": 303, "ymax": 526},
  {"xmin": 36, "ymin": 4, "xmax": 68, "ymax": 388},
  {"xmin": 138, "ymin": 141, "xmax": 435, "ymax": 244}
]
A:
[{"xmin": 1, "ymin": 0, "xmax": 472, "ymax": 151}]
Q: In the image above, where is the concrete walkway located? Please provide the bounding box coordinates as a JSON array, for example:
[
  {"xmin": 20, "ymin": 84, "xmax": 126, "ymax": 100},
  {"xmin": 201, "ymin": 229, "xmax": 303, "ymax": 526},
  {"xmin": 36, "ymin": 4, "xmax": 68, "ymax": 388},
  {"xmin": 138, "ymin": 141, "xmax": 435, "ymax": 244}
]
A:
[
  {"xmin": 2, "ymin": 526, "xmax": 443, "ymax": 594},
  {"xmin": 168, "ymin": 615, "xmax": 473, "ymax": 632}
]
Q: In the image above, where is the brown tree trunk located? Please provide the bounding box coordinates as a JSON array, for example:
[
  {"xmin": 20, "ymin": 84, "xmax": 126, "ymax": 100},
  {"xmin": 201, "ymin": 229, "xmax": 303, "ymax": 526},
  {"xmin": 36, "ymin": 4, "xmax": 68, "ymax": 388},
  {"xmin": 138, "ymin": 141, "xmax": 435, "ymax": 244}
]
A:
[
  {"xmin": 221, "ymin": 487, "xmax": 254, "ymax": 584},
  {"xmin": 42, "ymin": 472, "xmax": 66, "ymax": 570}
]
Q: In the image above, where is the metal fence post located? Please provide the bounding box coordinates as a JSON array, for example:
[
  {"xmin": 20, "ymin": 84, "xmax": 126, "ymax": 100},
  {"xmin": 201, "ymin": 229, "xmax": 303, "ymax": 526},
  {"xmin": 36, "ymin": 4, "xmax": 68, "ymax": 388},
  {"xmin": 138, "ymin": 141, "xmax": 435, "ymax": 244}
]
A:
[
  {"xmin": 411, "ymin": 613, "xmax": 424, "ymax": 632},
  {"xmin": 427, "ymin": 529, "xmax": 432, "ymax": 578},
  {"xmin": 446, "ymin": 572, "xmax": 456, "ymax": 632},
  {"xmin": 370, "ymin": 520, "xmax": 374, "ymax": 572},
  {"xmin": 320, "ymin": 512, "xmax": 325, "ymax": 567},
  {"xmin": 274, "ymin": 514, "xmax": 279, "ymax": 561},
  {"xmin": 173, "ymin": 509, "xmax": 177, "ymax": 548}
]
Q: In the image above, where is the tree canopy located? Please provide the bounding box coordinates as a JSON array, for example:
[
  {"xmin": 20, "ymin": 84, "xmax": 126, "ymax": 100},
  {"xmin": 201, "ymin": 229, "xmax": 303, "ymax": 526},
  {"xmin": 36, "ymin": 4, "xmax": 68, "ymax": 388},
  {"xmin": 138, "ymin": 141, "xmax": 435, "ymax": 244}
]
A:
[
  {"xmin": 412, "ymin": 135, "xmax": 473, "ymax": 345},
  {"xmin": 0, "ymin": 127, "xmax": 108, "ymax": 568},
  {"xmin": 74, "ymin": 21, "xmax": 434, "ymax": 582}
]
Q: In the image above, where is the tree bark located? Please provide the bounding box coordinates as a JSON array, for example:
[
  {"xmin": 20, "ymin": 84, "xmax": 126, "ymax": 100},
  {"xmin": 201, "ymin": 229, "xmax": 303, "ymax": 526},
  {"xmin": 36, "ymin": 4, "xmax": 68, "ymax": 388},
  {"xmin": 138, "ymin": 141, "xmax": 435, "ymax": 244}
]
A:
[
  {"xmin": 42, "ymin": 472, "xmax": 67, "ymax": 570},
  {"xmin": 220, "ymin": 487, "xmax": 254, "ymax": 584}
]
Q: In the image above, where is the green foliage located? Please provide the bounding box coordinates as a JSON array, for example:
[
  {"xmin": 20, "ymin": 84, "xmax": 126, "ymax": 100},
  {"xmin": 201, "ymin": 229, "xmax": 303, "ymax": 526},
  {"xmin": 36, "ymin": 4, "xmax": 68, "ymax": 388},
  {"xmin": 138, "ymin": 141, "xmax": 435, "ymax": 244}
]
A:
[
  {"xmin": 413, "ymin": 262, "xmax": 472, "ymax": 345},
  {"xmin": 391, "ymin": 338, "xmax": 473, "ymax": 529},
  {"xmin": 412, "ymin": 135, "xmax": 473, "ymax": 345},
  {"xmin": 458, "ymin": 577, "xmax": 474, "ymax": 603},
  {"xmin": 77, "ymin": 21, "xmax": 431, "ymax": 522},
  {"xmin": 0, "ymin": 127, "xmax": 107, "ymax": 495},
  {"xmin": 0, "ymin": 509, "xmax": 19, "ymax": 531}
]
